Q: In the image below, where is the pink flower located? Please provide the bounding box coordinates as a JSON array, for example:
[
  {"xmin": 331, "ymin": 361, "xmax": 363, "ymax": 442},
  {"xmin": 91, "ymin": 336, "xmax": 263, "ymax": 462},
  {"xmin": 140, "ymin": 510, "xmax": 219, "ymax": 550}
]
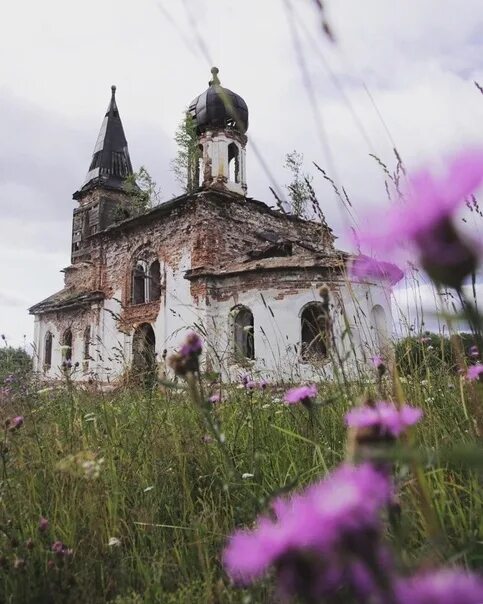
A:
[
  {"xmin": 345, "ymin": 401, "xmax": 422, "ymax": 437},
  {"xmin": 180, "ymin": 332, "xmax": 202, "ymax": 358},
  {"xmin": 350, "ymin": 255, "xmax": 404, "ymax": 286},
  {"xmin": 357, "ymin": 149, "xmax": 483, "ymax": 288},
  {"xmin": 245, "ymin": 380, "xmax": 258, "ymax": 390},
  {"xmin": 469, "ymin": 345, "xmax": 479, "ymax": 358},
  {"xmin": 283, "ymin": 385, "xmax": 317, "ymax": 405},
  {"xmin": 51, "ymin": 541, "xmax": 72, "ymax": 557},
  {"xmin": 209, "ymin": 393, "xmax": 221, "ymax": 403},
  {"xmin": 7, "ymin": 416, "xmax": 24, "ymax": 431},
  {"xmin": 396, "ymin": 569, "xmax": 483, "ymax": 604},
  {"xmin": 223, "ymin": 464, "xmax": 391, "ymax": 589},
  {"xmin": 38, "ymin": 517, "xmax": 49, "ymax": 532},
  {"xmin": 371, "ymin": 356, "xmax": 384, "ymax": 369},
  {"xmin": 467, "ymin": 364, "xmax": 483, "ymax": 381},
  {"xmin": 358, "ymin": 149, "xmax": 483, "ymax": 251}
]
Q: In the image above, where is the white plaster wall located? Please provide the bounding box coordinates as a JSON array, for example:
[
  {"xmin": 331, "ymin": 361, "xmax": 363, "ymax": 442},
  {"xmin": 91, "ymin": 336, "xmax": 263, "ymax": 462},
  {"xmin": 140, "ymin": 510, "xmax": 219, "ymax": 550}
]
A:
[
  {"xmin": 33, "ymin": 270, "xmax": 392, "ymax": 385},
  {"xmin": 204, "ymin": 280, "xmax": 393, "ymax": 383},
  {"xmin": 161, "ymin": 250, "xmax": 207, "ymax": 353},
  {"xmin": 34, "ymin": 317, "xmax": 62, "ymax": 379}
]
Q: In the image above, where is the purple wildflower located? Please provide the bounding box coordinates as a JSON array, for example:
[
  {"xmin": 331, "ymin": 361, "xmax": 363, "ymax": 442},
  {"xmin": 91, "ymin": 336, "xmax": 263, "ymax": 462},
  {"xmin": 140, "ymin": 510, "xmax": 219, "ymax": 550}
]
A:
[
  {"xmin": 359, "ymin": 149, "xmax": 483, "ymax": 251},
  {"xmin": 469, "ymin": 345, "xmax": 479, "ymax": 358},
  {"xmin": 223, "ymin": 463, "xmax": 391, "ymax": 590},
  {"xmin": 350, "ymin": 255, "xmax": 404, "ymax": 286},
  {"xmin": 168, "ymin": 332, "xmax": 203, "ymax": 375},
  {"xmin": 244, "ymin": 378, "xmax": 269, "ymax": 390},
  {"xmin": 467, "ymin": 364, "xmax": 483, "ymax": 381},
  {"xmin": 51, "ymin": 541, "xmax": 73, "ymax": 557},
  {"xmin": 357, "ymin": 149, "xmax": 483, "ymax": 288},
  {"xmin": 345, "ymin": 401, "xmax": 422, "ymax": 437},
  {"xmin": 283, "ymin": 385, "xmax": 317, "ymax": 406},
  {"xmin": 396, "ymin": 569, "xmax": 483, "ymax": 604},
  {"xmin": 6, "ymin": 416, "xmax": 24, "ymax": 432},
  {"xmin": 371, "ymin": 356, "xmax": 384, "ymax": 368},
  {"xmin": 180, "ymin": 332, "xmax": 202, "ymax": 358},
  {"xmin": 209, "ymin": 393, "xmax": 221, "ymax": 404},
  {"xmin": 38, "ymin": 517, "xmax": 49, "ymax": 532}
]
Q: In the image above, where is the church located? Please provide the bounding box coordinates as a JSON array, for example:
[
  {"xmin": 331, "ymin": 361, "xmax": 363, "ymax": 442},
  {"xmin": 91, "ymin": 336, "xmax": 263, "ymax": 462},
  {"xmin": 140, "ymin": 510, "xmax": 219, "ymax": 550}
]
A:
[{"xmin": 29, "ymin": 68, "xmax": 392, "ymax": 383}]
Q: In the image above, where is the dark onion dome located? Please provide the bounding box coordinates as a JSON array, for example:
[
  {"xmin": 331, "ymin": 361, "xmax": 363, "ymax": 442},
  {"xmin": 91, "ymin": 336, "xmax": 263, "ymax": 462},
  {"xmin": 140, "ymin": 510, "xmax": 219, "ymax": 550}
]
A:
[{"xmin": 188, "ymin": 67, "xmax": 248, "ymax": 135}]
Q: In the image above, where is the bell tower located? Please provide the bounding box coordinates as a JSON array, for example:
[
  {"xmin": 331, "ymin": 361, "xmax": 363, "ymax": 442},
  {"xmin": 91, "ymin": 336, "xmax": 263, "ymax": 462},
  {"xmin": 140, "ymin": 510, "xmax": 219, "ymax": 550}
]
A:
[
  {"xmin": 189, "ymin": 67, "xmax": 249, "ymax": 196},
  {"xmin": 71, "ymin": 85, "xmax": 135, "ymax": 262}
]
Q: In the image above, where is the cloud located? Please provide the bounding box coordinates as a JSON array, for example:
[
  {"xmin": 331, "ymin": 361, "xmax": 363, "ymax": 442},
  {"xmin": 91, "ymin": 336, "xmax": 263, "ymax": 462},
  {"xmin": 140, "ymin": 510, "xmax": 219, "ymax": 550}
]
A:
[{"xmin": 1, "ymin": 0, "xmax": 483, "ymax": 344}]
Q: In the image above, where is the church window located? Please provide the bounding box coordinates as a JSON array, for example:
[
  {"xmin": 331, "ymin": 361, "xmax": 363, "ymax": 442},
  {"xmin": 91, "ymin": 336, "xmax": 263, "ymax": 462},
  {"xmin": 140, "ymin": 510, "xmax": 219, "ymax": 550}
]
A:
[
  {"xmin": 300, "ymin": 302, "xmax": 330, "ymax": 361},
  {"xmin": 132, "ymin": 261, "xmax": 148, "ymax": 304},
  {"xmin": 44, "ymin": 331, "xmax": 53, "ymax": 369},
  {"xmin": 233, "ymin": 306, "xmax": 255, "ymax": 360},
  {"xmin": 148, "ymin": 260, "xmax": 161, "ymax": 301},
  {"xmin": 62, "ymin": 329, "xmax": 73, "ymax": 362},
  {"xmin": 228, "ymin": 142, "xmax": 240, "ymax": 183}
]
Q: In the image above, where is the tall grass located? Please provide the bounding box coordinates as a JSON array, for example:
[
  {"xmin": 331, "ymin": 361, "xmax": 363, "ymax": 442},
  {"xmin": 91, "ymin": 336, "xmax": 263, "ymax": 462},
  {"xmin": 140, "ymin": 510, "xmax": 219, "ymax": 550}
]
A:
[{"xmin": 0, "ymin": 365, "xmax": 480, "ymax": 602}]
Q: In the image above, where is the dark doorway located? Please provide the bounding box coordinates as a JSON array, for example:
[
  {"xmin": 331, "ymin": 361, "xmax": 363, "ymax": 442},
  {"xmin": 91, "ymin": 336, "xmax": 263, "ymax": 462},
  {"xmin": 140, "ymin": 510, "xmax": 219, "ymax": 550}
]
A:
[{"xmin": 132, "ymin": 323, "xmax": 156, "ymax": 385}]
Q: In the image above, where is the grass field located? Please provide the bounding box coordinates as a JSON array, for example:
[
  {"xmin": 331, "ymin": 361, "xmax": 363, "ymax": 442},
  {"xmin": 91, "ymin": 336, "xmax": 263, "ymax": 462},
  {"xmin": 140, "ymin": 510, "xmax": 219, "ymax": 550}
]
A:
[{"xmin": 0, "ymin": 361, "xmax": 481, "ymax": 603}]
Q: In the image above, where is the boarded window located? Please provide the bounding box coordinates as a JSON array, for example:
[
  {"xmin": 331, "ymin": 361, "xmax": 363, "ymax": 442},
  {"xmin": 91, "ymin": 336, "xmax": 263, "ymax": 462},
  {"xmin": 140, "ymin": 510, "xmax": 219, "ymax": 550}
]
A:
[
  {"xmin": 233, "ymin": 306, "xmax": 255, "ymax": 360},
  {"xmin": 44, "ymin": 332, "xmax": 53, "ymax": 369},
  {"xmin": 301, "ymin": 303, "xmax": 330, "ymax": 360},
  {"xmin": 149, "ymin": 260, "xmax": 161, "ymax": 301},
  {"xmin": 63, "ymin": 329, "xmax": 73, "ymax": 362}
]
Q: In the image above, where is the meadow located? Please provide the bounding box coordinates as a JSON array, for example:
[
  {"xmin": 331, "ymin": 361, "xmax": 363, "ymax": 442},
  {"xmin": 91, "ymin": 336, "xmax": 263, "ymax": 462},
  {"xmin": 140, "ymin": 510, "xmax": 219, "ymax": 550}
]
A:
[{"xmin": 0, "ymin": 349, "xmax": 481, "ymax": 603}]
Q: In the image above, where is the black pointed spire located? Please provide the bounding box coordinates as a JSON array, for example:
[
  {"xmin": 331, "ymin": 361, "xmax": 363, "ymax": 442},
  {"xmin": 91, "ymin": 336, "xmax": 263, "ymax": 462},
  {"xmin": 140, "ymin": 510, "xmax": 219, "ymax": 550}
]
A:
[{"xmin": 76, "ymin": 85, "xmax": 134, "ymax": 196}]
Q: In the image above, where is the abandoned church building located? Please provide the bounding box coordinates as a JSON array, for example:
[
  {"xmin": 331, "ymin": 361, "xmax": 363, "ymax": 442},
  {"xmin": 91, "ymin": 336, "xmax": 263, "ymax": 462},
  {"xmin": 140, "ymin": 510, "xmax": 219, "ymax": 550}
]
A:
[{"xmin": 29, "ymin": 67, "xmax": 393, "ymax": 383}]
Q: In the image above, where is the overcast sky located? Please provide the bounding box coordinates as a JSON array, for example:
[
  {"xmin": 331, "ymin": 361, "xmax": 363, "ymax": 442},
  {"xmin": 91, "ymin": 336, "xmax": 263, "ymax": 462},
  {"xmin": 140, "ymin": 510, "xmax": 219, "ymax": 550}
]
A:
[{"xmin": 1, "ymin": 0, "xmax": 483, "ymax": 347}]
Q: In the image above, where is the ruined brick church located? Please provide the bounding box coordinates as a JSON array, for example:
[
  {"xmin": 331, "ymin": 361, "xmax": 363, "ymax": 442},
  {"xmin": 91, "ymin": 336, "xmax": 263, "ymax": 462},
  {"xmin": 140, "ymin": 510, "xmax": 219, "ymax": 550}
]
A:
[{"xmin": 30, "ymin": 68, "xmax": 392, "ymax": 383}]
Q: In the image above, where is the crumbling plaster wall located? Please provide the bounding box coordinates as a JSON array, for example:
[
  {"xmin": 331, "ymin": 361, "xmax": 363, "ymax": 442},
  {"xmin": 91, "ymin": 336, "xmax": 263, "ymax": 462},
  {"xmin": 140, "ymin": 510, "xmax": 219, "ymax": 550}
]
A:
[
  {"xmin": 35, "ymin": 192, "xmax": 390, "ymax": 383},
  {"xmin": 200, "ymin": 268, "xmax": 393, "ymax": 382},
  {"xmin": 33, "ymin": 304, "xmax": 101, "ymax": 380}
]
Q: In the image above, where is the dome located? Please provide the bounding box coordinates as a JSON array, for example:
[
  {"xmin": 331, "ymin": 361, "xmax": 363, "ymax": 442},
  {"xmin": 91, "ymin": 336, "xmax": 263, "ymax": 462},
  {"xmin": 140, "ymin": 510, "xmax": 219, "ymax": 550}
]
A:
[{"xmin": 188, "ymin": 67, "xmax": 248, "ymax": 135}]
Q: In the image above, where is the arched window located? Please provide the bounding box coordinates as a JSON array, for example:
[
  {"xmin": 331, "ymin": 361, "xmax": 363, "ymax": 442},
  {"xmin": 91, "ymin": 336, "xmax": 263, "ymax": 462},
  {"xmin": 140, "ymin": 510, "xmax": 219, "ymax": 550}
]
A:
[
  {"xmin": 132, "ymin": 261, "xmax": 147, "ymax": 304},
  {"xmin": 44, "ymin": 331, "xmax": 53, "ymax": 370},
  {"xmin": 301, "ymin": 302, "xmax": 330, "ymax": 361},
  {"xmin": 132, "ymin": 323, "xmax": 157, "ymax": 386},
  {"xmin": 62, "ymin": 329, "xmax": 73, "ymax": 362},
  {"xmin": 228, "ymin": 142, "xmax": 240, "ymax": 183},
  {"xmin": 233, "ymin": 306, "xmax": 255, "ymax": 360},
  {"xmin": 149, "ymin": 260, "xmax": 161, "ymax": 301}
]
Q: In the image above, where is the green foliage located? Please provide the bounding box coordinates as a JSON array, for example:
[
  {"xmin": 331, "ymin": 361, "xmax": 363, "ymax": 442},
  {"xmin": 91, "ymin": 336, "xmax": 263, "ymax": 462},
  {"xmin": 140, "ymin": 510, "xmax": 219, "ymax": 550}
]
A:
[
  {"xmin": 119, "ymin": 167, "xmax": 161, "ymax": 220},
  {"xmin": 284, "ymin": 150, "xmax": 312, "ymax": 218},
  {"xmin": 0, "ymin": 344, "xmax": 31, "ymax": 383},
  {"xmin": 395, "ymin": 332, "xmax": 476, "ymax": 376},
  {"xmin": 171, "ymin": 112, "xmax": 201, "ymax": 194},
  {"xmin": 0, "ymin": 369, "xmax": 481, "ymax": 602}
]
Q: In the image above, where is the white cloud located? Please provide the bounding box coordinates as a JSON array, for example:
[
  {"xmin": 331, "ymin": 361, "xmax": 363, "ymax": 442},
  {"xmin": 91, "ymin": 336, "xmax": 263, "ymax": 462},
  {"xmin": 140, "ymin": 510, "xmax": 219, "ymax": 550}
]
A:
[{"xmin": 1, "ymin": 0, "xmax": 483, "ymax": 344}]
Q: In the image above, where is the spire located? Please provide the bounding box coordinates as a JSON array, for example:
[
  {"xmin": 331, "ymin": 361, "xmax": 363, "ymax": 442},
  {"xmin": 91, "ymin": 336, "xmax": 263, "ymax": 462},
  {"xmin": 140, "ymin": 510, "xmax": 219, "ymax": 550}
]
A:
[
  {"xmin": 209, "ymin": 66, "xmax": 221, "ymax": 86},
  {"xmin": 77, "ymin": 85, "xmax": 134, "ymax": 195}
]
